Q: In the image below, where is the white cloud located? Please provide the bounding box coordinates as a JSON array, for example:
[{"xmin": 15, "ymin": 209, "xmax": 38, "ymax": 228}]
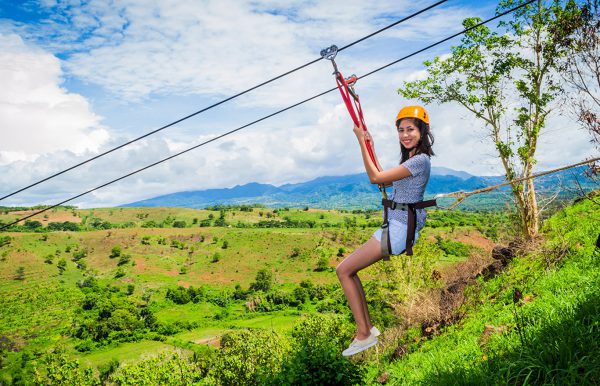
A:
[
  {"xmin": 1, "ymin": 1, "xmax": 595, "ymax": 209},
  {"xmin": 3, "ymin": 0, "xmax": 477, "ymax": 103},
  {"xmin": 0, "ymin": 33, "xmax": 109, "ymax": 161}
]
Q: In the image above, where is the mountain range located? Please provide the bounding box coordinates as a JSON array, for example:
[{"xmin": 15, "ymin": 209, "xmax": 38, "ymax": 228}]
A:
[{"xmin": 122, "ymin": 166, "xmax": 594, "ymax": 211}]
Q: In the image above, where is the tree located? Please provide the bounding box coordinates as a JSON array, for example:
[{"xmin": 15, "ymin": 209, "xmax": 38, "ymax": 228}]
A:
[
  {"xmin": 250, "ymin": 269, "xmax": 273, "ymax": 292},
  {"xmin": 399, "ymin": 0, "xmax": 580, "ymax": 238},
  {"xmin": 561, "ymin": 0, "xmax": 600, "ymax": 149}
]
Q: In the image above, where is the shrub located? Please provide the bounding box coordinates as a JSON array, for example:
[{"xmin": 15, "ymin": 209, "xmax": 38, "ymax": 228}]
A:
[
  {"xmin": 57, "ymin": 259, "xmax": 67, "ymax": 274},
  {"xmin": 172, "ymin": 220, "xmax": 186, "ymax": 228},
  {"xmin": 207, "ymin": 330, "xmax": 290, "ymax": 385},
  {"xmin": 24, "ymin": 220, "xmax": 42, "ymax": 230},
  {"xmin": 109, "ymin": 246, "xmax": 122, "ymax": 259},
  {"xmin": 435, "ymin": 236, "xmax": 471, "ymax": 257},
  {"xmin": 14, "ymin": 267, "xmax": 25, "ymax": 281},
  {"xmin": 170, "ymin": 240, "xmax": 185, "ymax": 249},
  {"xmin": 290, "ymin": 247, "xmax": 301, "ymax": 259},
  {"xmin": 166, "ymin": 286, "xmax": 191, "ymax": 305},
  {"xmin": 117, "ymin": 254, "xmax": 131, "ymax": 266},
  {"xmin": 72, "ymin": 249, "xmax": 88, "ymax": 261},
  {"xmin": 250, "ymin": 269, "xmax": 273, "ymax": 292},
  {"xmin": 114, "ymin": 267, "xmax": 125, "ymax": 278},
  {"xmin": 33, "ymin": 352, "xmax": 99, "ymax": 385},
  {"xmin": 211, "ymin": 252, "xmax": 221, "ymax": 263},
  {"xmin": 0, "ymin": 236, "xmax": 11, "ymax": 247},
  {"xmin": 141, "ymin": 220, "xmax": 158, "ymax": 228},
  {"xmin": 315, "ymin": 257, "xmax": 330, "ymax": 272},
  {"xmin": 109, "ymin": 353, "xmax": 202, "ymax": 385},
  {"xmin": 274, "ymin": 314, "xmax": 365, "ymax": 385}
]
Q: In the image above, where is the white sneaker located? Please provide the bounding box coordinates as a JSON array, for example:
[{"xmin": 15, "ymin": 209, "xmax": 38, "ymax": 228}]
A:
[
  {"xmin": 342, "ymin": 334, "xmax": 378, "ymax": 357},
  {"xmin": 370, "ymin": 326, "xmax": 381, "ymax": 337}
]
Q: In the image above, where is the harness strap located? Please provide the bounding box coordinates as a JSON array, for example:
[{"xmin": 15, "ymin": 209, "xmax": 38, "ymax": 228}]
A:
[
  {"xmin": 334, "ymin": 73, "xmax": 380, "ymax": 172},
  {"xmin": 381, "ymin": 198, "xmax": 437, "ymax": 258}
]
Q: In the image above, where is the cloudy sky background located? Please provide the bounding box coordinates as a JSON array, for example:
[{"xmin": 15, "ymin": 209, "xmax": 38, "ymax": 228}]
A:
[{"xmin": 0, "ymin": 0, "xmax": 596, "ymax": 208}]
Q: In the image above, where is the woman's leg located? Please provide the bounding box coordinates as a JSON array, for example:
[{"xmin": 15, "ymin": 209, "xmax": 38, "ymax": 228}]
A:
[
  {"xmin": 353, "ymin": 275, "xmax": 373, "ymax": 330},
  {"xmin": 336, "ymin": 237, "xmax": 383, "ymax": 339}
]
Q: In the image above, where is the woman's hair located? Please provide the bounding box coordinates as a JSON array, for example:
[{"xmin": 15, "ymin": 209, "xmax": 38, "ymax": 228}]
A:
[{"xmin": 397, "ymin": 118, "xmax": 435, "ymax": 164}]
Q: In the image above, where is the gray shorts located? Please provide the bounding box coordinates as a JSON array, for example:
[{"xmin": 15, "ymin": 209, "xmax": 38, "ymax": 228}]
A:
[{"xmin": 373, "ymin": 219, "xmax": 420, "ymax": 255}]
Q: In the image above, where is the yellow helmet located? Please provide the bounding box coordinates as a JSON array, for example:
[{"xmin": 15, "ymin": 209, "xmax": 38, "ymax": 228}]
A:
[{"xmin": 396, "ymin": 105, "xmax": 429, "ymax": 125}]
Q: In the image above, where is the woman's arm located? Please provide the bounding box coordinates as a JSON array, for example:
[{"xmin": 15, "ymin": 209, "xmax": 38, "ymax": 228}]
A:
[{"xmin": 354, "ymin": 124, "xmax": 412, "ymax": 186}]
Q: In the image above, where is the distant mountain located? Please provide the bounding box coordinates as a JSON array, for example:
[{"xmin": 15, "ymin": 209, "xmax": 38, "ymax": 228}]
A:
[
  {"xmin": 431, "ymin": 166, "xmax": 473, "ymax": 180},
  {"xmin": 121, "ymin": 166, "xmax": 595, "ymax": 211}
]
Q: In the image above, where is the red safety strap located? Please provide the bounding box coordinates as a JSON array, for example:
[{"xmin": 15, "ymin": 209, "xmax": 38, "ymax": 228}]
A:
[{"xmin": 334, "ymin": 72, "xmax": 381, "ymax": 172}]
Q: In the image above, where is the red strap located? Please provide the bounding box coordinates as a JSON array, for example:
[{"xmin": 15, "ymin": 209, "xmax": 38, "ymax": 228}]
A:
[{"xmin": 334, "ymin": 72, "xmax": 381, "ymax": 172}]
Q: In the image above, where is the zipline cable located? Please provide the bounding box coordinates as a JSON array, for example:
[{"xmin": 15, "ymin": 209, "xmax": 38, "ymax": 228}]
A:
[
  {"xmin": 0, "ymin": 0, "xmax": 537, "ymax": 231},
  {"xmin": 0, "ymin": 0, "xmax": 448, "ymax": 203},
  {"xmin": 434, "ymin": 157, "xmax": 600, "ymax": 210}
]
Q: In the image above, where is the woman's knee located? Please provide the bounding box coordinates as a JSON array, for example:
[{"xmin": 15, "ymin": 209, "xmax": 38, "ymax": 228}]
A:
[{"xmin": 336, "ymin": 261, "xmax": 353, "ymax": 279}]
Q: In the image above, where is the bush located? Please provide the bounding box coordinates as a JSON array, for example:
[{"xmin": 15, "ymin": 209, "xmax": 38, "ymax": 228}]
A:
[
  {"xmin": 166, "ymin": 286, "xmax": 191, "ymax": 305},
  {"xmin": 109, "ymin": 246, "xmax": 122, "ymax": 259},
  {"xmin": 57, "ymin": 259, "xmax": 67, "ymax": 274},
  {"xmin": 274, "ymin": 314, "xmax": 365, "ymax": 385},
  {"xmin": 117, "ymin": 254, "xmax": 131, "ymax": 266},
  {"xmin": 0, "ymin": 236, "xmax": 11, "ymax": 247},
  {"xmin": 14, "ymin": 267, "xmax": 25, "ymax": 281},
  {"xmin": 24, "ymin": 220, "xmax": 42, "ymax": 230},
  {"xmin": 250, "ymin": 269, "xmax": 273, "ymax": 292},
  {"xmin": 114, "ymin": 267, "xmax": 125, "ymax": 278},
  {"xmin": 33, "ymin": 352, "xmax": 99, "ymax": 385},
  {"xmin": 435, "ymin": 236, "xmax": 471, "ymax": 257},
  {"xmin": 315, "ymin": 256, "xmax": 330, "ymax": 272},
  {"xmin": 207, "ymin": 330, "xmax": 290, "ymax": 385},
  {"xmin": 172, "ymin": 220, "xmax": 186, "ymax": 228},
  {"xmin": 109, "ymin": 353, "xmax": 203, "ymax": 385},
  {"xmin": 72, "ymin": 249, "xmax": 88, "ymax": 261}
]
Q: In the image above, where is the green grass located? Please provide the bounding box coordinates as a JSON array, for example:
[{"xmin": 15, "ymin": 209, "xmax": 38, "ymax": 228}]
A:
[
  {"xmin": 75, "ymin": 340, "xmax": 179, "ymax": 369},
  {"xmin": 3, "ymin": 197, "xmax": 596, "ymax": 385},
  {"xmin": 376, "ymin": 198, "xmax": 600, "ymax": 385}
]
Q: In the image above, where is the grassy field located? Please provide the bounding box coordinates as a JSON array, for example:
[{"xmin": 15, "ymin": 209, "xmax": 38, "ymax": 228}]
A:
[{"xmin": 0, "ymin": 204, "xmax": 546, "ymax": 384}]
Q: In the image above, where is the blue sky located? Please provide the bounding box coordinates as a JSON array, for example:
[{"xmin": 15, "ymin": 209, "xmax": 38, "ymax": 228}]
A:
[{"xmin": 0, "ymin": 0, "xmax": 595, "ymax": 208}]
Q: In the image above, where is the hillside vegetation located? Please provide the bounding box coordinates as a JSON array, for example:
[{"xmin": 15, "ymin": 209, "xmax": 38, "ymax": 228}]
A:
[{"xmin": 0, "ymin": 198, "xmax": 597, "ymax": 384}]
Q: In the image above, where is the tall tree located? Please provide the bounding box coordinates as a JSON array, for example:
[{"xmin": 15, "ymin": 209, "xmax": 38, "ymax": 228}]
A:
[
  {"xmin": 399, "ymin": 0, "xmax": 580, "ymax": 238},
  {"xmin": 561, "ymin": 0, "xmax": 600, "ymax": 150}
]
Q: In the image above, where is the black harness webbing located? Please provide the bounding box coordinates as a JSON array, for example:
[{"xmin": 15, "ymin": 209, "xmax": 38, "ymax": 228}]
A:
[{"xmin": 381, "ymin": 198, "xmax": 437, "ymax": 260}]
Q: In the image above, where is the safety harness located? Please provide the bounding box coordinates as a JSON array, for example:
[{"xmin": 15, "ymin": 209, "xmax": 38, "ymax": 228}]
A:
[{"xmin": 320, "ymin": 45, "xmax": 437, "ymax": 260}]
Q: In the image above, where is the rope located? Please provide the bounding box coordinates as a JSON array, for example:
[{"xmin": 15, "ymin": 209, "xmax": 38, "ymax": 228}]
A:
[
  {"xmin": 0, "ymin": 0, "xmax": 448, "ymax": 203},
  {"xmin": 0, "ymin": 0, "xmax": 536, "ymax": 231},
  {"xmin": 434, "ymin": 157, "xmax": 600, "ymax": 210}
]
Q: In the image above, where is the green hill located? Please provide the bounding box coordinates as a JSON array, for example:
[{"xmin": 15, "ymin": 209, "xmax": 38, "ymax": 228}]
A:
[{"xmin": 0, "ymin": 197, "xmax": 597, "ymax": 384}]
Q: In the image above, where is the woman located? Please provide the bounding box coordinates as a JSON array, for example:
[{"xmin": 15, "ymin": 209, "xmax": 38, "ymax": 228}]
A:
[{"xmin": 336, "ymin": 105, "xmax": 434, "ymax": 357}]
